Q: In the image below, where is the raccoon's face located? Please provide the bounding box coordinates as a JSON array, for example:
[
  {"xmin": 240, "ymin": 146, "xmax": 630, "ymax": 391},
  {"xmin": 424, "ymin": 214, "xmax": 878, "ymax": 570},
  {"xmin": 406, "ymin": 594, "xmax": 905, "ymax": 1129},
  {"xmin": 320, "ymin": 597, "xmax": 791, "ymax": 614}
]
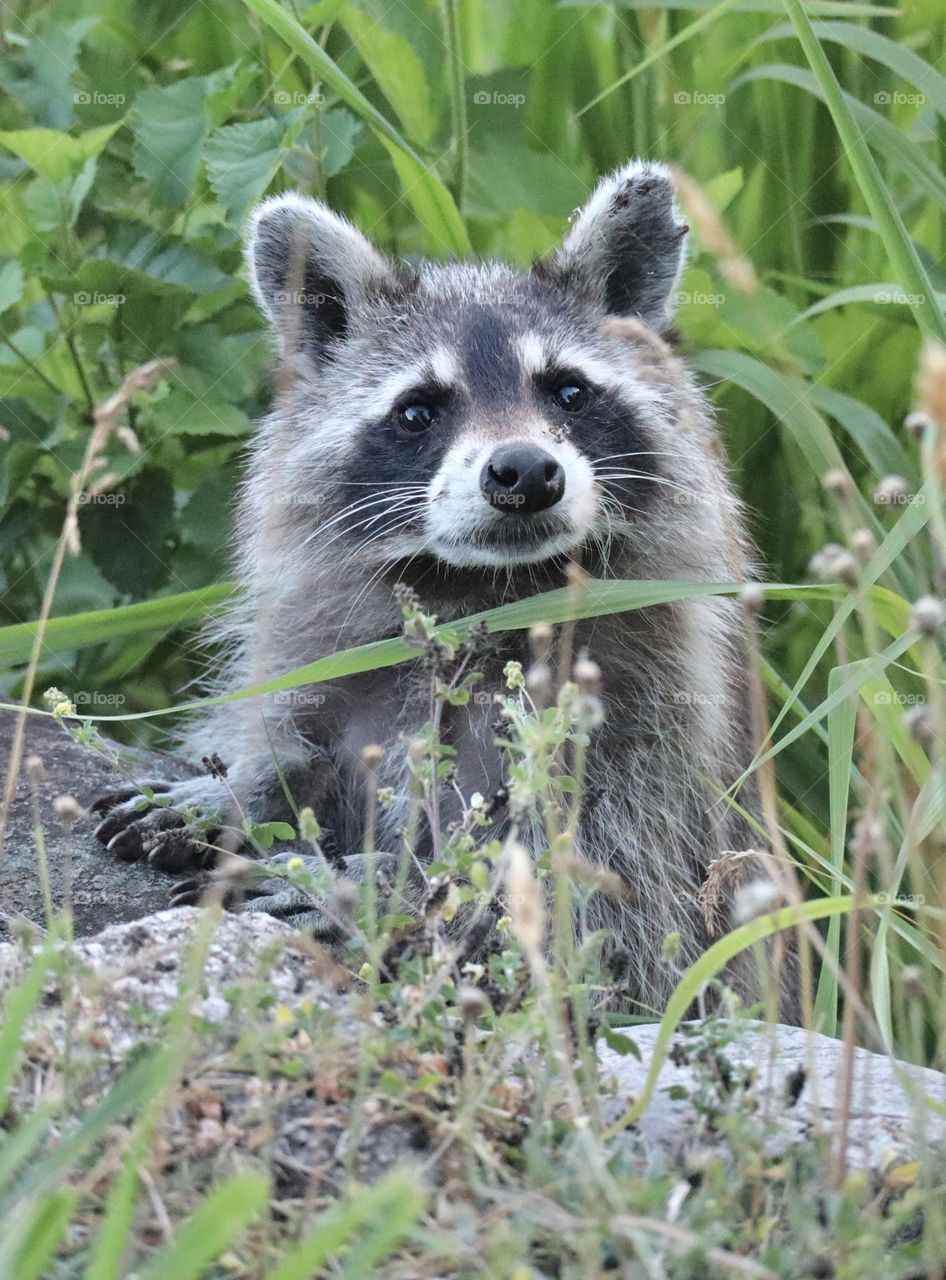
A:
[{"xmin": 248, "ymin": 163, "xmax": 689, "ymax": 573}]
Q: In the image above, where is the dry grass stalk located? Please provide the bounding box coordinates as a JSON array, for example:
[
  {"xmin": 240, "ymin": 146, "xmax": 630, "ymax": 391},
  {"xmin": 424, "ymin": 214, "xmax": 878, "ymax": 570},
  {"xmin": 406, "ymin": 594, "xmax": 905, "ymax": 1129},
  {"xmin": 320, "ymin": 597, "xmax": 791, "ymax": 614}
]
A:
[{"xmin": 0, "ymin": 357, "xmax": 176, "ymax": 859}]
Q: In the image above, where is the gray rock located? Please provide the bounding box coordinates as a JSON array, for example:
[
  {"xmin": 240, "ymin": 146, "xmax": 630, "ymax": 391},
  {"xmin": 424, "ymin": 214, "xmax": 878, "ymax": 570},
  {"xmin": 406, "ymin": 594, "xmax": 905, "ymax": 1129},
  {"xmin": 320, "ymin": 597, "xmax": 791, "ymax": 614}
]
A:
[
  {"xmin": 0, "ymin": 713, "xmax": 194, "ymax": 938},
  {"xmin": 599, "ymin": 1020, "xmax": 946, "ymax": 1171}
]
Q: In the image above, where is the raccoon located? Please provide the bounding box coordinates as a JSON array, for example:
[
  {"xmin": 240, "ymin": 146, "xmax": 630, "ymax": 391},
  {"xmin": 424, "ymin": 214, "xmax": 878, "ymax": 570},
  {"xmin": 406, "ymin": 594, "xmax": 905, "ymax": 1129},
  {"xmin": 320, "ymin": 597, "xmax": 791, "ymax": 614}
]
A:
[{"xmin": 92, "ymin": 160, "xmax": 784, "ymax": 1014}]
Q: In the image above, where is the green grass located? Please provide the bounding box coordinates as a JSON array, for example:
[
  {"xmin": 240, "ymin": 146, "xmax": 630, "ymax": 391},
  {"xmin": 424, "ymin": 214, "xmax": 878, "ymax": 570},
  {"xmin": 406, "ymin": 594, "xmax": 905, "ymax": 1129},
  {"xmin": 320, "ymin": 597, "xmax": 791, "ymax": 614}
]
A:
[{"xmin": 2, "ymin": 0, "xmax": 946, "ymax": 1275}]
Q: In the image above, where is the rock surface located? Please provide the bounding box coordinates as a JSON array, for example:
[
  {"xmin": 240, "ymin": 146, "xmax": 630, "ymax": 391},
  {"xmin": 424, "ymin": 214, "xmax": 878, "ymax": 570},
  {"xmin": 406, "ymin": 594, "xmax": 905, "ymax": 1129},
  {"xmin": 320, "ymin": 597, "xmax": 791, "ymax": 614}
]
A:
[
  {"xmin": 2, "ymin": 719, "xmax": 944, "ymax": 1181},
  {"xmin": 2, "ymin": 905, "xmax": 943, "ymax": 1182},
  {"xmin": 598, "ymin": 1021, "xmax": 946, "ymax": 1171},
  {"xmin": 0, "ymin": 713, "xmax": 194, "ymax": 938}
]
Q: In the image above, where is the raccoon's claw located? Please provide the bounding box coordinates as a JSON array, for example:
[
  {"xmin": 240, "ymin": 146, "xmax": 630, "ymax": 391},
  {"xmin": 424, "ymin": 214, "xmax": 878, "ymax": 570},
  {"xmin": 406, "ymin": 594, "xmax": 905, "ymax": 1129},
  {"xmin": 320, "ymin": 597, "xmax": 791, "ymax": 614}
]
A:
[
  {"xmin": 91, "ymin": 777, "xmax": 224, "ymax": 873},
  {"xmin": 170, "ymin": 851, "xmax": 407, "ymax": 938}
]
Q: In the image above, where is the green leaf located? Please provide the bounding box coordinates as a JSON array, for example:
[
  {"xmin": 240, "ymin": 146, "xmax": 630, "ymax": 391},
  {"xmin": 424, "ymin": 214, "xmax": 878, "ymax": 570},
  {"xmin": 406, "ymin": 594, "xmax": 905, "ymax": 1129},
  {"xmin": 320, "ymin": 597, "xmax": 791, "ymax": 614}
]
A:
[
  {"xmin": 0, "ymin": 584, "xmax": 234, "ymax": 668},
  {"xmin": 263, "ymin": 1171, "xmax": 425, "ymax": 1280},
  {"xmin": 0, "ymin": 122, "xmax": 120, "ymax": 183},
  {"xmin": 735, "ymin": 65, "xmax": 946, "ymax": 222},
  {"xmin": 132, "ymin": 78, "xmax": 211, "ymax": 205},
  {"xmin": 0, "ymin": 15, "xmax": 96, "ymax": 129},
  {"xmin": 79, "ymin": 466, "xmax": 176, "ymax": 599},
  {"xmin": 205, "ymin": 115, "xmax": 302, "ymax": 223},
  {"xmin": 0, "ymin": 1190, "xmax": 79, "ymax": 1280},
  {"xmin": 600, "ymin": 1027, "xmax": 643, "ymax": 1059},
  {"xmin": 0, "ymin": 581, "xmax": 881, "ymax": 721},
  {"xmin": 466, "ymin": 137, "xmax": 586, "ymax": 219},
  {"xmin": 793, "ymin": 282, "xmax": 946, "ymax": 327},
  {"xmin": 1, "ymin": 1049, "xmax": 168, "ymax": 1216},
  {"xmin": 761, "ymin": 21, "xmax": 946, "ymax": 120},
  {"xmin": 0, "ymin": 946, "xmax": 56, "ymax": 1119},
  {"xmin": 808, "ymin": 384, "xmax": 918, "ymax": 486},
  {"xmin": 753, "ymin": 6, "xmax": 946, "ymax": 342},
  {"xmin": 138, "ymin": 1174, "xmax": 269, "ymax": 1280},
  {"xmin": 814, "ymin": 668, "xmax": 856, "ymax": 1037},
  {"xmin": 321, "ymin": 107, "xmax": 363, "ymax": 177},
  {"xmin": 148, "ymin": 369, "xmax": 253, "ymax": 438},
  {"xmin": 341, "ymin": 8, "xmax": 435, "ymax": 146},
  {"xmin": 240, "ymin": 0, "xmax": 470, "ymax": 255},
  {"xmin": 0, "ymin": 261, "xmax": 25, "ymax": 315},
  {"xmin": 248, "ymin": 820, "xmax": 296, "ymax": 848}
]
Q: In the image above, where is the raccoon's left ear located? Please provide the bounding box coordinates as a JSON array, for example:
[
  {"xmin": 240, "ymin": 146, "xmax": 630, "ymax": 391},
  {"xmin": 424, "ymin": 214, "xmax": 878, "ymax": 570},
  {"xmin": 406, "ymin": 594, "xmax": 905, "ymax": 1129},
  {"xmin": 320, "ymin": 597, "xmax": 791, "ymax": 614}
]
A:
[
  {"xmin": 246, "ymin": 193, "xmax": 407, "ymax": 362},
  {"xmin": 538, "ymin": 161, "xmax": 688, "ymax": 333}
]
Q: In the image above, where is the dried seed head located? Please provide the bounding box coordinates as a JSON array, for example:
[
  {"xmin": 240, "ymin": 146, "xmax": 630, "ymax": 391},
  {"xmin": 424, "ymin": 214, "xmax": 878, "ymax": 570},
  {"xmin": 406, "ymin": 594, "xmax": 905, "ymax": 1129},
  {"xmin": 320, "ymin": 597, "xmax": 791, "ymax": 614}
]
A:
[
  {"xmin": 528, "ymin": 622, "xmax": 553, "ymax": 663},
  {"xmin": 808, "ymin": 543, "xmax": 858, "ymax": 585},
  {"xmin": 873, "ymin": 475, "xmax": 912, "ymax": 506},
  {"xmin": 52, "ymin": 794, "xmax": 82, "ymax": 825},
  {"xmin": 25, "ymin": 754, "xmax": 44, "ymax": 785},
  {"xmin": 505, "ymin": 839, "xmax": 545, "ymax": 972},
  {"xmin": 849, "ymin": 528, "xmax": 876, "ymax": 562},
  {"xmin": 671, "ymin": 166, "xmax": 759, "ymax": 295},
  {"xmin": 573, "ymin": 650, "xmax": 602, "ymax": 695},
  {"xmin": 734, "ymin": 877, "xmax": 781, "ymax": 924},
  {"xmin": 565, "ymin": 561, "xmax": 590, "ymax": 591},
  {"xmin": 822, "ymin": 468, "xmax": 852, "ymax": 497},
  {"xmin": 901, "ymin": 965, "xmax": 923, "ymax": 1000},
  {"xmin": 525, "ymin": 661, "xmax": 552, "ymax": 703},
  {"xmin": 740, "ymin": 582, "xmax": 765, "ymax": 615},
  {"xmin": 904, "ymin": 706, "xmax": 933, "ymax": 747},
  {"xmin": 911, "ymin": 595, "xmax": 946, "ymax": 635},
  {"xmin": 904, "ymin": 410, "xmax": 933, "ymax": 441},
  {"xmin": 457, "ymin": 985, "xmax": 490, "ymax": 1023},
  {"xmin": 916, "ymin": 339, "xmax": 946, "ymax": 429},
  {"xmin": 361, "ymin": 743, "xmax": 384, "ymax": 770}
]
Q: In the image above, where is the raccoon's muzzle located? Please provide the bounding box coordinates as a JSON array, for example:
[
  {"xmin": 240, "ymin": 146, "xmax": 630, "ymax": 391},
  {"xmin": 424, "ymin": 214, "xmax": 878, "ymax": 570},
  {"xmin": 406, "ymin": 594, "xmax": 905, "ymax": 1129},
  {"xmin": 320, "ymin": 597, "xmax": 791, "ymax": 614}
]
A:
[{"xmin": 479, "ymin": 443, "xmax": 566, "ymax": 515}]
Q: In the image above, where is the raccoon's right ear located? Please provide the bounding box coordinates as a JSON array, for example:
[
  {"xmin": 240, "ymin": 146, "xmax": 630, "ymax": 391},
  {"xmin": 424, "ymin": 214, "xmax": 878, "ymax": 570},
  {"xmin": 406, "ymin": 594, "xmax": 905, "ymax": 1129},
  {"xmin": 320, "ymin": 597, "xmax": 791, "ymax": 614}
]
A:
[
  {"xmin": 537, "ymin": 161, "xmax": 688, "ymax": 334},
  {"xmin": 246, "ymin": 194, "xmax": 406, "ymax": 360}
]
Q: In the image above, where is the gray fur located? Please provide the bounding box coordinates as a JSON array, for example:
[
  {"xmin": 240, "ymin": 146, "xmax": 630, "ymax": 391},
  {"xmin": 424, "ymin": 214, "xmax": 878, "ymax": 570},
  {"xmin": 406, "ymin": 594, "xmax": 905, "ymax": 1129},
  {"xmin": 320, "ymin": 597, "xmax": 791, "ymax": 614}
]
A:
[{"xmin": 96, "ymin": 161, "xmax": 788, "ymax": 1016}]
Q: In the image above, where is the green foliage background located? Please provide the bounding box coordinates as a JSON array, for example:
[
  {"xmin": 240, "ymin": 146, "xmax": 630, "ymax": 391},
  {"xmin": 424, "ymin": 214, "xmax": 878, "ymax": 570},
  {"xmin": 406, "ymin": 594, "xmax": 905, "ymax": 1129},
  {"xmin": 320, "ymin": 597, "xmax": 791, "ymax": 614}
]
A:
[{"xmin": 0, "ymin": 0, "xmax": 943, "ymax": 808}]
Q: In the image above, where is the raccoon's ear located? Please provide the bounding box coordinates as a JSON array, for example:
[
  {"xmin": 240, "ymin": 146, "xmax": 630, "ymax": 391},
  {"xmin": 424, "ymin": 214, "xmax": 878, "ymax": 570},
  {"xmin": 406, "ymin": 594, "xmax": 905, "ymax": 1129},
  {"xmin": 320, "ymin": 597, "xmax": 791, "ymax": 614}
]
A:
[
  {"xmin": 246, "ymin": 193, "xmax": 405, "ymax": 360},
  {"xmin": 539, "ymin": 161, "xmax": 688, "ymax": 332}
]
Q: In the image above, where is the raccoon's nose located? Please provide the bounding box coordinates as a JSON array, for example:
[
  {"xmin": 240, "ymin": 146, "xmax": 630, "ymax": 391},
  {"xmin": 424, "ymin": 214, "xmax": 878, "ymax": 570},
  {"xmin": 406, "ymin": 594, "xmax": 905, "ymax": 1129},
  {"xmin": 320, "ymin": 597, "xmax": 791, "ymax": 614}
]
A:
[{"xmin": 480, "ymin": 444, "xmax": 566, "ymax": 515}]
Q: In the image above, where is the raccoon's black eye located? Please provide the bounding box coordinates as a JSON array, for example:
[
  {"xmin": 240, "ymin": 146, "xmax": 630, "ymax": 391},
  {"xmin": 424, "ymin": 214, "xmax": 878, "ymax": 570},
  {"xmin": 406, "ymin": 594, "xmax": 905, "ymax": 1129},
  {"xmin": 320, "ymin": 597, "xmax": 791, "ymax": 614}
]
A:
[
  {"xmin": 552, "ymin": 381, "xmax": 589, "ymax": 413},
  {"xmin": 398, "ymin": 402, "xmax": 437, "ymax": 434}
]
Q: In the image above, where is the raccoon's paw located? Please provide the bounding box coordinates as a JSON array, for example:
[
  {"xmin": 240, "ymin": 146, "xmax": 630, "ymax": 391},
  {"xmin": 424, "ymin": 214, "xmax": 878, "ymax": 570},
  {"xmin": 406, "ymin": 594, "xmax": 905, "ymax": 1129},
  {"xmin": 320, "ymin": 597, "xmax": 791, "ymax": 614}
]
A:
[
  {"xmin": 169, "ymin": 851, "xmax": 403, "ymax": 937},
  {"xmin": 91, "ymin": 777, "xmax": 226, "ymax": 873}
]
